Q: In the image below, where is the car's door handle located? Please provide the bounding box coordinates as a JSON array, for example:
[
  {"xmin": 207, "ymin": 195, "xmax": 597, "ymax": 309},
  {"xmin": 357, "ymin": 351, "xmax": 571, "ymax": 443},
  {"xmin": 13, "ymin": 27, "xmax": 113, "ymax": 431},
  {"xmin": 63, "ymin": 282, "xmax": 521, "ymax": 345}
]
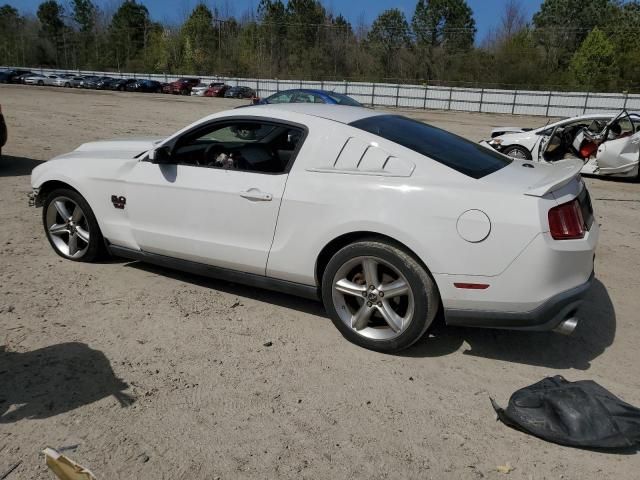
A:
[{"xmin": 239, "ymin": 188, "xmax": 273, "ymax": 201}]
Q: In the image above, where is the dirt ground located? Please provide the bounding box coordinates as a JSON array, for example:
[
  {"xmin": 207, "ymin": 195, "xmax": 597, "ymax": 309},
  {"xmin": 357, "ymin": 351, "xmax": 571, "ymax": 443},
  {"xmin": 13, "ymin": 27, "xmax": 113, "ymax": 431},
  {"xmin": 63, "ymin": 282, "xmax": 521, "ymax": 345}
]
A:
[{"xmin": 1, "ymin": 84, "xmax": 639, "ymax": 479}]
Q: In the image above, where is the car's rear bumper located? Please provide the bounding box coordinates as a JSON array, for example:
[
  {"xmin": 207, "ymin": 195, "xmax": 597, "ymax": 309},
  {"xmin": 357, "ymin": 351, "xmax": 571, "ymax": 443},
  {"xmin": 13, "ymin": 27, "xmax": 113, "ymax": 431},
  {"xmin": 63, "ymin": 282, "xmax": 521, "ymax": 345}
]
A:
[{"xmin": 444, "ymin": 272, "xmax": 593, "ymax": 331}]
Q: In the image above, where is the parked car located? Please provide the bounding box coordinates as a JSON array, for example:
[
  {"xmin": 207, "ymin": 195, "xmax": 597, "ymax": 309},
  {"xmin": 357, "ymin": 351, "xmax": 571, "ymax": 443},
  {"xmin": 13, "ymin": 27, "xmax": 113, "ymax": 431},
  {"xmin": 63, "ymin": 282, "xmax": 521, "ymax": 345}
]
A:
[
  {"xmin": 94, "ymin": 77, "xmax": 115, "ymax": 90},
  {"xmin": 484, "ymin": 110, "xmax": 640, "ymax": 179},
  {"xmin": 0, "ymin": 104, "xmax": 6, "ymax": 158},
  {"xmin": 253, "ymin": 89, "xmax": 362, "ymax": 106},
  {"xmin": 78, "ymin": 76, "xmax": 102, "ymax": 88},
  {"xmin": 125, "ymin": 79, "xmax": 163, "ymax": 93},
  {"xmin": 12, "ymin": 72, "xmax": 35, "ymax": 84},
  {"xmin": 30, "ymin": 104, "xmax": 598, "ymax": 352},
  {"xmin": 169, "ymin": 78, "xmax": 200, "ymax": 95},
  {"xmin": 108, "ymin": 78, "xmax": 138, "ymax": 91},
  {"xmin": 51, "ymin": 74, "xmax": 77, "ymax": 87},
  {"xmin": 82, "ymin": 76, "xmax": 113, "ymax": 89},
  {"xmin": 68, "ymin": 76, "xmax": 87, "ymax": 88},
  {"xmin": 224, "ymin": 86, "xmax": 255, "ymax": 99},
  {"xmin": 191, "ymin": 82, "xmax": 215, "ymax": 96},
  {"xmin": 204, "ymin": 83, "xmax": 230, "ymax": 97},
  {"xmin": 0, "ymin": 69, "xmax": 32, "ymax": 83},
  {"xmin": 24, "ymin": 74, "xmax": 64, "ymax": 86}
]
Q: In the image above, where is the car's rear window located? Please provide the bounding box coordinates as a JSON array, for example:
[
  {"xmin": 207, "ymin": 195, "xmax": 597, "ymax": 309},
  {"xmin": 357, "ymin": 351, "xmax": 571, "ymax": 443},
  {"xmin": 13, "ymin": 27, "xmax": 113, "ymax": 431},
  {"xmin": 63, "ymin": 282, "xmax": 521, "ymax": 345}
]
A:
[
  {"xmin": 327, "ymin": 93, "xmax": 361, "ymax": 106},
  {"xmin": 350, "ymin": 115, "xmax": 512, "ymax": 179}
]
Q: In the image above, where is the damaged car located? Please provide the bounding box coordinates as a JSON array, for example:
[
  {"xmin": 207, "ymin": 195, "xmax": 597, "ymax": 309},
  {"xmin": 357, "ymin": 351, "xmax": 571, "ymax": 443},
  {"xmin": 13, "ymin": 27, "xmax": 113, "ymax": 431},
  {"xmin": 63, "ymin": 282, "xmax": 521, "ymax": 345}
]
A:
[
  {"xmin": 30, "ymin": 105, "xmax": 598, "ymax": 352},
  {"xmin": 485, "ymin": 110, "xmax": 640, "ymax": 179}
]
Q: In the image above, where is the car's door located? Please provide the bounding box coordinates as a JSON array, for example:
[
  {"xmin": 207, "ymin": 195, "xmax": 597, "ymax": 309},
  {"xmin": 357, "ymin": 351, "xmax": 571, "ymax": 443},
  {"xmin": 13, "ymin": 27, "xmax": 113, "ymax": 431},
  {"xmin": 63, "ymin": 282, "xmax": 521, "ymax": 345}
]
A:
[
  {"xmin": 537, "ymin": 126, "xmax": 561, "ymax": 162},
  {"xmin": 124, "ymin": 118, "xmax": 306, "ymax": 276},
  {"xmin": 596, "ymin": 111, "xmax": 640, "ymax": 172}
]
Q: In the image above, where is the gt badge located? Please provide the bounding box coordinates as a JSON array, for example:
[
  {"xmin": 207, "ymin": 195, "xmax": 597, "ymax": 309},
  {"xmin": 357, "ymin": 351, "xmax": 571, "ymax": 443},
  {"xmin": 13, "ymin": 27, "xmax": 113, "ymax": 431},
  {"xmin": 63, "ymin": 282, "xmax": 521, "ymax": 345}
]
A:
[{"xmin": 111, "ymin": 195, "xmax": 126, "ymax": 209}]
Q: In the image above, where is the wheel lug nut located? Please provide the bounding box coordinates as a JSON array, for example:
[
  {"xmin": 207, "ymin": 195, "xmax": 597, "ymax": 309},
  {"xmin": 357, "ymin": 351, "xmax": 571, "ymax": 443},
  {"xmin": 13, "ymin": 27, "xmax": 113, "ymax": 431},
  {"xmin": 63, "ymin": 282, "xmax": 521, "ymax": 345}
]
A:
[
  {"xmin": 362, "ymin": 291, "xmax": 367, "ymax": 297},
  {"xmin": 377, "ymin": 302, "xmax": 382, "ymax": 307},
  {"xmin": 369, "ymin": 285, "xmax": 375, "ymax": 290},
  {"xmin": 366, "ymin": 302, "xmax": 372, "ymax": 307},
  {"xmin": 379, "ymin": 292, "xmax": 384, "ymax": 297}
]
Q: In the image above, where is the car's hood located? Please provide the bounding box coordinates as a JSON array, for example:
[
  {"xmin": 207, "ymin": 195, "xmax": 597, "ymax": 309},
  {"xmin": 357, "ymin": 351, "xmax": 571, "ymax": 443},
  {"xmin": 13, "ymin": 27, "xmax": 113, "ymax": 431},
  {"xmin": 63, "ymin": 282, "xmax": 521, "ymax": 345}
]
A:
[
  {"xmin": 73, "ymin": 137, "xmax": 164, "ymax": 156},
  {"xmin": 491, "ymin": 126, "xmax": 534, "ymax": 137}
]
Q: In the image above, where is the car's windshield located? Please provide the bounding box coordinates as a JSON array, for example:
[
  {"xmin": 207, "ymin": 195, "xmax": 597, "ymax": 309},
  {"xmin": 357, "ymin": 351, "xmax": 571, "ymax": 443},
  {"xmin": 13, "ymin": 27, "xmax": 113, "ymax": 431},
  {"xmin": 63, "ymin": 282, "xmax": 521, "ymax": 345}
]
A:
[
  {"xmin": 327, "ymin": 92, "xmax": 361, "ymax": 106},
  {"xmin": 350, "ymin": 115, "xmax": 512, "ymax": 179}
]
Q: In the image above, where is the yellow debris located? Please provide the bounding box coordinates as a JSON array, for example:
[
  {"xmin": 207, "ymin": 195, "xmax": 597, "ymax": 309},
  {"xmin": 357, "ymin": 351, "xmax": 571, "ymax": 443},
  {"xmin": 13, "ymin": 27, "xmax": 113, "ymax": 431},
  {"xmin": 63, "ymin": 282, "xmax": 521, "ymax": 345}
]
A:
[{"xmin": 43, "ymin": 448, "xmax": 97, "ymax": 480}]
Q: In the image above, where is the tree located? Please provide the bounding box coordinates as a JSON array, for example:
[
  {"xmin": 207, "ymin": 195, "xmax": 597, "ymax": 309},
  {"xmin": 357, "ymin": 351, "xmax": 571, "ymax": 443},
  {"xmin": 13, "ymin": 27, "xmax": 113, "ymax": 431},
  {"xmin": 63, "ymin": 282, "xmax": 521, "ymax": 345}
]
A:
[
  {"xmin": 412, "ymin": 0, "xmax": 476, "ymax": 51},
  {"xmin": 108, "ymin": 0, "xmax": 152, "ymax": 70},
  {"xmin": 367, "ymin": 9, "xmax": 412, "ymax": 78},
  {"xmin": 0, "ymin": 5, "xmax": 25, "ymax": 65},
  {"xmin": 181, "ymin": 3, "xmax": 216, "ymax": 73},
  {"xmin": 570, "ymin": 27, "xmax": 618, "ymax": 90},
  {"xmin": 533, "ymin": 0, "xmax": 618, "ymax": 69}
]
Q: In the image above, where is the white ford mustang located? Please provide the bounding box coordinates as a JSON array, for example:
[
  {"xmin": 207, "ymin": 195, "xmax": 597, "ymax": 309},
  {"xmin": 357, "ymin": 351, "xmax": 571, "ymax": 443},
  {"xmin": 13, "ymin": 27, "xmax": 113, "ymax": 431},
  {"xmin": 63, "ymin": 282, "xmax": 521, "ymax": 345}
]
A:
[
  {"xmin": 30, "ymin": 104, "xmax": 598, "ymax": 352},
  {"xmin": 485, "ymin": 110, "xmax": 640, "ymax": 179}
]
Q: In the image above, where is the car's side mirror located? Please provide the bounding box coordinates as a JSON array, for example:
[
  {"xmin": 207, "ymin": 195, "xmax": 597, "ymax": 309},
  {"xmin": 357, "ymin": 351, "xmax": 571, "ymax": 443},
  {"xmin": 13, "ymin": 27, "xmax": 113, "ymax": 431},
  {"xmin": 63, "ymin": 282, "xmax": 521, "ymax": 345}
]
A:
[{"xmin": 149, "ymin": 145, "xmax": 173, "ymax": 164}]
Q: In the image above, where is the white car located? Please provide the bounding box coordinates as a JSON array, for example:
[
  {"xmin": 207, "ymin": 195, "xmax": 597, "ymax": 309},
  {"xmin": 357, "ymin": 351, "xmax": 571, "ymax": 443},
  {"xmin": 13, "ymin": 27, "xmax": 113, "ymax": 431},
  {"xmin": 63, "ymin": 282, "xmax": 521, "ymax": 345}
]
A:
[
  {"xmin": 24, "ymin": 74, "xmax": 62, "ymax": 86},
  {"xmin": 29, "ymin": 105, "xmax": 598, "ymax": 352},
  {"xmin": 485, "ymin": 110, "xmax": 640, "ymax": 179},
  {"xmin": 191, "ymin": 83, "xmax": 215, "ymax": 96}
]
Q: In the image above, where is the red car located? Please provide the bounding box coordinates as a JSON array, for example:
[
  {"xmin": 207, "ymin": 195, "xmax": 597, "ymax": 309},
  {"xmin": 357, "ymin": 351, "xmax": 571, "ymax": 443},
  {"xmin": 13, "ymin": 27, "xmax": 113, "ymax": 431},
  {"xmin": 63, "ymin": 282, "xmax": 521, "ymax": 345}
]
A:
[
  {"xmin": 204, "ymin": 83, "xmax": 231, "ymax": 97},
  {"xmin": 169, "ymin": 78, "xmax": 200, "ymax": 95}
]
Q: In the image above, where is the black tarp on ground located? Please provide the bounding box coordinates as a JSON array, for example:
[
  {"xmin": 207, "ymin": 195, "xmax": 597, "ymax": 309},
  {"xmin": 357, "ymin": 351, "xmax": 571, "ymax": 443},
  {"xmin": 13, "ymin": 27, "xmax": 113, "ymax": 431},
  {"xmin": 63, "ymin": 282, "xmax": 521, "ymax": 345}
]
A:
[{"xmin": 491, "ymin": 376, "xmax": 640, "ymax": 449}]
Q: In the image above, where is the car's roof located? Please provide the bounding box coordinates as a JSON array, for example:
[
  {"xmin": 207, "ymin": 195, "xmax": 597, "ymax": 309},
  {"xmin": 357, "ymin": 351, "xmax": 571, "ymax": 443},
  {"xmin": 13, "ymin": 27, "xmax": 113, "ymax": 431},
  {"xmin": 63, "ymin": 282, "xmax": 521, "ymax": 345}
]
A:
[{"xmin": 240, "ymin": 103, "xmax": 383, "ymax": 124}]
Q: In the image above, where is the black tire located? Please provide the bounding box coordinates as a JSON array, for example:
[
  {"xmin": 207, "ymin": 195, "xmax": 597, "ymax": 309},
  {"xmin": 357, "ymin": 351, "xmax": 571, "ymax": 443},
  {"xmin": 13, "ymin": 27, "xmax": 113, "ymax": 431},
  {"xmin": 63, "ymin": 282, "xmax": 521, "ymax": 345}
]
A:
[
  {"xmin": 42, "ymin": 188, "xmax": 106, "ymax": 262},
  {"xmin": 65, "ymin": 82, "xmax": 71, "ymax": 88},
  {"xmin": 321, "ymin": 240, "xmax": 440, "ymax": 353},
  {"xmin": 502, "ymin": 145, "xmax": 532, "ymax": 160},
  {"xmin": 38, "ymin": 80, "xmax": 44, "ymax": 86}
]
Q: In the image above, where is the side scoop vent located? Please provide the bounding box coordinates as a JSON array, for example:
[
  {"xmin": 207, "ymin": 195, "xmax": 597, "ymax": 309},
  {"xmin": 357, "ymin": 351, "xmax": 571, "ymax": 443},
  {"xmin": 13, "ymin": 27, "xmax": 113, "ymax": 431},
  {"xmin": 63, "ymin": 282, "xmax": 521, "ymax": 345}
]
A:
[{"xmin": 310, "ymin": 137, "xmax": 415, "ymax": 177}]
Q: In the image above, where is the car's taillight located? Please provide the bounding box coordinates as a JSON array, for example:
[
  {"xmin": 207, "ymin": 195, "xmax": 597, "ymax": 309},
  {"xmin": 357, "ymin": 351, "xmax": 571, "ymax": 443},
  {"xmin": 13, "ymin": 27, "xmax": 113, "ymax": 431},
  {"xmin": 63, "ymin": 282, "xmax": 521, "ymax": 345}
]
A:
[{"xmin": 548, "ymin": 199, "xmax": 585, "ymax": 240}]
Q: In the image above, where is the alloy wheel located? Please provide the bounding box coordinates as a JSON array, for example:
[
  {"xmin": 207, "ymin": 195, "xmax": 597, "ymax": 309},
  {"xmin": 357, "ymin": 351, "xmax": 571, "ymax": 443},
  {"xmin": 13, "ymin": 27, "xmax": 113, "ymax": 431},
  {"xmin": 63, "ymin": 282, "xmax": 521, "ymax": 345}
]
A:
[
  {"xmin": 45, "ymin": 196, "xmax": 91, "ymax": 259},
  {"xmin": 331, "ymin": 256, "xmax": 415, "ymax": 341}
]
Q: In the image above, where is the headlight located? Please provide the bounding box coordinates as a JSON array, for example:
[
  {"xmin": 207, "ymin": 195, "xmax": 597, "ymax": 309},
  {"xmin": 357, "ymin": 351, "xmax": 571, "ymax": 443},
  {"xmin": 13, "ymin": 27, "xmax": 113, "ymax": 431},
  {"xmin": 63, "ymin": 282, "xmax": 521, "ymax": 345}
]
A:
[{"xmin": 489, "ymin": 138, "xmax": 503, "ymax": 146}]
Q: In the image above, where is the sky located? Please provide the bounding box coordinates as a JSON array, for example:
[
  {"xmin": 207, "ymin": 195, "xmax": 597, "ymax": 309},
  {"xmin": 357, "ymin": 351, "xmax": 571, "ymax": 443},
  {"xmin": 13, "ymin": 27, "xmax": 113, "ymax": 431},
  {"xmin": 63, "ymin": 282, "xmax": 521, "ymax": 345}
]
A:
[{"xmin": 6, "ymin": 0, "xmax": 545, "ymax": 43}]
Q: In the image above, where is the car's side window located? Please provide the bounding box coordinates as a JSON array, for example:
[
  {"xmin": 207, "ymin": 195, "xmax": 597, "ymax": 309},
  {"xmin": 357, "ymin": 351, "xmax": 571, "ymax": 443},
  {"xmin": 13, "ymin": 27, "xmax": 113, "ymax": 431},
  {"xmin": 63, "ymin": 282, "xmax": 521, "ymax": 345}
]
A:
[
  {"xmin": 170, "ymin": 120, "xmax": 305, "ymax": 174},
  {"xmin": 268, "ymin": 92, "xmax": 293, "ymax": 104}
]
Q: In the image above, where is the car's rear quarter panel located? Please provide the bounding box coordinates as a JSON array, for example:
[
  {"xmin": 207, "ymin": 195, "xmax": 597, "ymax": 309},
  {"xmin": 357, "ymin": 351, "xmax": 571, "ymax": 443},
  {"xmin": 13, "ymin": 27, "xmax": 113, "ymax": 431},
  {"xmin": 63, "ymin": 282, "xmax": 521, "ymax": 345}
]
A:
[{"xmin": 267, "ymin": 120, "xmax": 547, "ymax": 291}]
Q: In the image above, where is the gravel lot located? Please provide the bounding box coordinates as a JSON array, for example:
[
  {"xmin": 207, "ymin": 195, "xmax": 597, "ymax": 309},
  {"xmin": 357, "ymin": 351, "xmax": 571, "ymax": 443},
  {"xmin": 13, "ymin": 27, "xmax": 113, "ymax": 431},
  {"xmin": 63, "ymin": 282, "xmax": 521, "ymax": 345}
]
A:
[{"xmin": 1, "ymin": 84, "xmax": 639, "ymax": 479}]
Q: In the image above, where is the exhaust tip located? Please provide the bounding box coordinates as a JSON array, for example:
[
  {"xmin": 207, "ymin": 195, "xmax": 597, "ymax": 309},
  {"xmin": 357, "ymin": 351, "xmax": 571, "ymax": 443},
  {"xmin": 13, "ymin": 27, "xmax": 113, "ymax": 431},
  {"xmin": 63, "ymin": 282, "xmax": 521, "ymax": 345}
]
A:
[{"xmin": 553, "ymin": 317, "xmax": 579, "ymax": 336}]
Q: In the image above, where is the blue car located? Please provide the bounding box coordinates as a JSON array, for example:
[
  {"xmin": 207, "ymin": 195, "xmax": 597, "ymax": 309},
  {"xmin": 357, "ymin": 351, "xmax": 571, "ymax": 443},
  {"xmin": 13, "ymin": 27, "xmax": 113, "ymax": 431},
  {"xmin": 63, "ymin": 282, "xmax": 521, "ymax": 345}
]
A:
[{"xmin": 253, "ymin": 89, "xmax": 362, "ymax": 106}]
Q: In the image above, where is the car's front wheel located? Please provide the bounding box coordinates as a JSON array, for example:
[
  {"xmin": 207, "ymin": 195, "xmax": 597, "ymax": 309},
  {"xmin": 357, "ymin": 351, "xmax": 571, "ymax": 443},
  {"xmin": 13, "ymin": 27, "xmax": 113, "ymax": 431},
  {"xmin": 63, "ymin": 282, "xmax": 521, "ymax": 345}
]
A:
[
  {"xmin": 322, "ymin": 240, "xmax": 439, "ymax": 352},
  {"xmin": 502, "ymin": 145, "xmax": 532, "ymax": 160},
  {"xmin": 42, "ymin": 189, "xmax": 105, "ymax": 262}
]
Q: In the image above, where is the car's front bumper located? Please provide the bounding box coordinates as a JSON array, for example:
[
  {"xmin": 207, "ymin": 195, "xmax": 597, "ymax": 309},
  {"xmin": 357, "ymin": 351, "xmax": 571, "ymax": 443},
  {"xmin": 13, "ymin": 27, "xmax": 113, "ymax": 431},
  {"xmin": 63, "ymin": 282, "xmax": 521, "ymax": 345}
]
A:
[{"xmin": 444, "ymin": 272, "xmax": 593, "ymax": 331}]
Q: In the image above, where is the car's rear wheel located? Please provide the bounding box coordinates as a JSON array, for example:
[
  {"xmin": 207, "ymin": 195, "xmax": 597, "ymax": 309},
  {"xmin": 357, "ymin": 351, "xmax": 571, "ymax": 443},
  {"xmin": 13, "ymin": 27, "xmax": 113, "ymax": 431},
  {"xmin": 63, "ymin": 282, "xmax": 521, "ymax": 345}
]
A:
[
  {"xmin": 37, "ymin": 80, "xmax": 44, "ymax": 86},
  {"xmin": 65, "ymin": 82, "xmax": 71, "ymax": 88},
  {"xmin": 43, "ymin": 189, "xmax": 105, "ymax": 262},
  {"xmin": 321, "ymin": 240, "xmax": 439, "ymax": 352},
  {"xmin": 502, "ymin": 145, "xmax": 532, "ymax": 160}
]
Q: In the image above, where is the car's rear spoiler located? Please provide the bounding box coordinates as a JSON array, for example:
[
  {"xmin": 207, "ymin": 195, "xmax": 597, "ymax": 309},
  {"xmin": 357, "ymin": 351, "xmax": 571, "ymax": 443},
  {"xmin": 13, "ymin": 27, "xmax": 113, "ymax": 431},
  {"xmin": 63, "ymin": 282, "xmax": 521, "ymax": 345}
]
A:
[{"xmin": 524, "ymin": 159, "xmax": 584, "ymax": 197}]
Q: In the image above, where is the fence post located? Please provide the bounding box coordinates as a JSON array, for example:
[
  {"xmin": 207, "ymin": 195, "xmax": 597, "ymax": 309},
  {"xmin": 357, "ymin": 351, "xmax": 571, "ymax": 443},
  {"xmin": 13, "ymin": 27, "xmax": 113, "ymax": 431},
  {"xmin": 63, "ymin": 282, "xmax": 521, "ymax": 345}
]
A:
[
  {"xmin": 320, "ymin": 79, "xmax": 324, "ymax": 90},
  {"xmin": 447, "ymin": 87, "xmax": 453, "ymax": 111},
  {"xmin": 583, "ymin": 90, "xmax": 590, "ymax": 114},
  {"xmin": 623, "ymin": 91, "xmax": 629, "ymax": 110},
  {"xmin": 423, "ymin": 84, "xmax": 428, "ymax": 110},
  {"xmin": 395, "ymin": 84, "xmax": 400, "ymax": 108},
  {"xmin": 511, "ymin": 90, "xmax": 517, "ymax": 115},
  {"xmin": 276, "ymin": 78, "xmax": 279, "ymax": 92},
  {"xmin": 371, "ymin": 83, "xmax": 376, "ymax": 107},
  {"xmin": 256, "ymin": 78, "xmax": 260, "ymax": 96},
  {"xmin": 545, "ymin": 91, "xmax": 552, "ymax": 117},
  {"xmin": 479, "ymin": 88, "xmax": 485, "ymax": 113},
  {"xmin": 345, "ymin": 80, "xmax": 349, "ymax": 95}
]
